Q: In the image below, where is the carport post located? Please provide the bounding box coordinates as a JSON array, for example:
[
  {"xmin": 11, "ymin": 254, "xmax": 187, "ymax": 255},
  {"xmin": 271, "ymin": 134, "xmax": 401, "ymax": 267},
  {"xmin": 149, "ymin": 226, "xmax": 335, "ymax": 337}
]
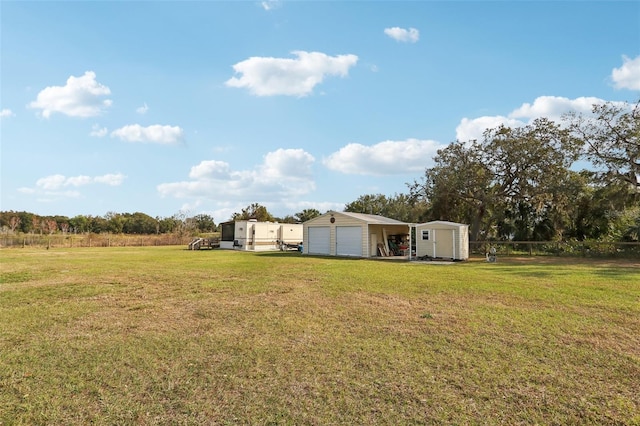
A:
[{"xmin": 408, "ymin": 224, "xmax": 413, "ymax": 260}]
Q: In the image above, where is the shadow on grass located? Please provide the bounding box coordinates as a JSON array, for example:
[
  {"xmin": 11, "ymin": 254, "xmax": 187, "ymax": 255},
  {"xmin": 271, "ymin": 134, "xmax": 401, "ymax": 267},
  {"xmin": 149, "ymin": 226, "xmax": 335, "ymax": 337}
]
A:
[
  {"xmin": 485, "ymin": 256, "xmax": 640, "ymax": 280},
  {"xmin": 255, "ymin": 252, "xmax": 373, "ymax": 261}
]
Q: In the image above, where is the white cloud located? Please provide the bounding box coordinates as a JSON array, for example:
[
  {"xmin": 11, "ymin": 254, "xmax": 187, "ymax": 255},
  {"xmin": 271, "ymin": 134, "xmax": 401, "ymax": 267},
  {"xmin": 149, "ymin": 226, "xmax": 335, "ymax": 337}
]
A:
[
  {"xmin": 189, "ymin": 160, "xmax": 232, "ymax": 180},
  {"xmin": 20, "ymin": 172, "xmax": 126, "ymax": 199},
  {"xmin": 28, "ymin": 71, "xmax": 112, "ymax": 118},
  {"xmin": 64, "ymin": 175, "xmax": 94, "ymax": 187},
  {"xmin": 90, "ymin": 124, "xmax": 108, "ymax": 137},
  {"xmin": 35, "ymin": 173, "xmax": 126, "ymax": 190},
  {"xmin": 455, "ymin": 96, "xmax": 627, "ymax": 142},
  {"xmin": 261, "ymin": 149, "xmax": 314, "ymax": 179},
  {"xmin": 111, "ymin": 124, "xmax": 184, "ymax": 145},
  {"xmin": 157, "ymin": 148, "xmax": 316, "ymax": 202},
  {"xmin": 384, "ymin": 27, "xmax": 419, "ymax": 43},
  {"xmin": 509, "ymin": 96, "xmax": 610, "ymax": 121},
  {"xmin": 260, "ymin": 0, "xmax": 281, "ymax": 11},
  {"xmin": 225, "ymin": 50, "xmax": 358, "ymax": 97},
  {"xmin": 456, "ymin": 116, "xmax": 526, "ymax": 142},
  {"xmin": 136, "ymin": 103, "xmax": 149, "ymax": 114},
  {"xmin": 94, "ymin": 173, "xmax": 126, "ymax": 186},
  {"xmin": 0, "ymin": 108, "xmax": 15, "ymax": 118},
  {"xmin": 611, "ymin": 55, "xmax": 640, "ymax": 90},
  {"xmin": 323, "ymin": 139, "xmax": 444, "ymax": 175},
  {"xmin": 36, "ymin": 174, "xmax": 67, "ymax": 190}
]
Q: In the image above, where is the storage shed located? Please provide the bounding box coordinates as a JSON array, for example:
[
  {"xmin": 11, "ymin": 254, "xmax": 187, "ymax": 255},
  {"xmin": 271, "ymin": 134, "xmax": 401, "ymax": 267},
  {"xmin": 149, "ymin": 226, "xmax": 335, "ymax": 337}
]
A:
[
  {"xmin": 413, "ymin": 221, "xmax": 469, "ymax": 260},
  {"xmin": 220, "ymin": 220, "xmax": 303, "ymax": 252},
  {"xmin": 303, "ymin": 211, "xmax": 411, "ymax": 258}
]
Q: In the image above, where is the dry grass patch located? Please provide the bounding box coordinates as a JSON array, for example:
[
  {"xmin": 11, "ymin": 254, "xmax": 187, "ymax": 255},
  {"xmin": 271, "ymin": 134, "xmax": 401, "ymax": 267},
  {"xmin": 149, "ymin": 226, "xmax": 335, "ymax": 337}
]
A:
[{"xmin": 1, "ymin": 247, "xmax": 639, "ymax": 424}]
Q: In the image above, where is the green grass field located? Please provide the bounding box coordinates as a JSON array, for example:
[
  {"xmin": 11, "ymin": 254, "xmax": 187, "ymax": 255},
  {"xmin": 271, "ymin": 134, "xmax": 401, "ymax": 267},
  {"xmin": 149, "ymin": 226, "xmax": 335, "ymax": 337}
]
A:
[{"xmin": 1, "ymin": 247, "xmax": 639, "ymax": 425}]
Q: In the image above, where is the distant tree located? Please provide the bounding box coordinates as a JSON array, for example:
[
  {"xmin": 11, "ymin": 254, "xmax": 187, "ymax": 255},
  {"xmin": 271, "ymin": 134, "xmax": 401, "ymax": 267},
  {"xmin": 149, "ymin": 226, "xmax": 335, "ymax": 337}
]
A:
[
  {"xmin": 275, "ymin": 215, "xmax": 298, "ymax": 224},
  {"xmin": 32, "ymin": 216, "xmax": 41, "ymax": 235},
  {"xmin": 122, "ymin": 212, "xmax": 158, "ymax": 234},
  {"xmin": 190, "ymin": 214, "xmax": 216, "ymax": 232},
  {"xmin": 294, "ymin": 208, "xmax": 321, "ymax": 223},
  {"xmin": 171, "ymin": 211, "xmax": 198, "ymax": 237},
  {"xmin": 49, "ymin": 216, "xmax": 70, "ymax": 234},
  {"xmin": 344, "ymin": 194, "xmax": 389, "ymax": 216},
  {"xmin": 89, "ymin": 216, "xmax": 108, "ymax": 233},
  {"xmin": 9, "ymin": 216, "xmax": 21, "ymax": 233},
  {"xmin": 105, "ymin": 211, "xmax": 125, "ymax": 234},
  {"xmin": 69, "ymin": 215, "xmax": 90, "ymax": 233},
  {"xmin": 231, "ymin": 203, "xmax": 275, "ymax": 222},
  {"xmin": 44, "ymin": 219, "xmax": 58, "ymax": 234},
  {"xmin": 158, "ymin": 216, "xmax": 179, "ymax": 234},
  {"xmin": 380, "ymin": 193, "xmax": 428, "ymax": 223},
  {"xmin": 345, "ymin": 193, "xmax": 427, "ymax": 223}
]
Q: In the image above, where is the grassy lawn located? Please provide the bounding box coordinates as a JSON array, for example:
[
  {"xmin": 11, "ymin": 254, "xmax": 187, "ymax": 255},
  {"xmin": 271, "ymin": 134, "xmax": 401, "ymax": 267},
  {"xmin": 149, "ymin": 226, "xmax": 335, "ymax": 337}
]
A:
[{"xmin": 1, "ymin": 247, "xmax": 639, "ymax": 425}]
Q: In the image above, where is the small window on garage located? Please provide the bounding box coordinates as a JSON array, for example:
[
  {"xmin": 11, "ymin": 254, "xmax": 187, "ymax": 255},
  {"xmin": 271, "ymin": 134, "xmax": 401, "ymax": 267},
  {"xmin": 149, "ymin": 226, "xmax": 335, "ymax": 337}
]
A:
[{"xmin": 421, "ymin": 230, "xmax": 430, "ymax": 240}]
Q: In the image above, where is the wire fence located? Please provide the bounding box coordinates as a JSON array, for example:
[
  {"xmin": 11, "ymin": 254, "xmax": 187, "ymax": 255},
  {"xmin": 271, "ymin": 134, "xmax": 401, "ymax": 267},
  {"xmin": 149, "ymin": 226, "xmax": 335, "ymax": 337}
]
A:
[
  {"xmin": 0, "ymin": 234, "xmax": 194, "ymax": 249},
  {"xmin": 470, "ymin": 241, "xmax": 640, "ymax": 258}
]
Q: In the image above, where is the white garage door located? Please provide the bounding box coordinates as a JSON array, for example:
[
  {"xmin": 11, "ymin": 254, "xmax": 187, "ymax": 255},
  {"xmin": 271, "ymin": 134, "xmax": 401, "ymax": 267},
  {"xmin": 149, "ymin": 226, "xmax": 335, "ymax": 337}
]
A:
[
  {"xmin": 308, "ymin": 227, "xmax": 330, "ymax": 255},
  {"xmin": 336, "ymin": 226, "xmax": 362, "ymax": 256}
]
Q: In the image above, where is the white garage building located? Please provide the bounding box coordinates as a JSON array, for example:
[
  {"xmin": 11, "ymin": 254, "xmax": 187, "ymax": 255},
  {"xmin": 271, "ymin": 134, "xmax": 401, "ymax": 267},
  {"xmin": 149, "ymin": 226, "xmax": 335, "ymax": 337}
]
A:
[
  {"xmin": 303, "ymin": 211, "xmax": 411, "ymax": 258},
  {"xmin": 413, "ymin": 221, "xmax": 469, "ymax": 260}
]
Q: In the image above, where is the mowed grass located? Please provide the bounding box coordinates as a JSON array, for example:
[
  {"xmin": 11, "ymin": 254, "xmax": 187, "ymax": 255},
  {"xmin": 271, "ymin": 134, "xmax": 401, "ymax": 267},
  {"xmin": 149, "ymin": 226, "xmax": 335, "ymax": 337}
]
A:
[{"xmin": 1, "ymin": 247, "xmax": 639, "ymax": 425}]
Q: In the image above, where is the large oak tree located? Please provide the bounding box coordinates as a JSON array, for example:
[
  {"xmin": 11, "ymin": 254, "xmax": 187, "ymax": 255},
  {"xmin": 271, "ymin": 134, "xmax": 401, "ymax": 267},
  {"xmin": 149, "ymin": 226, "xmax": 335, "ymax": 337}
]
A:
[{"xmin": 410, "ymin": 119, "xmax": 581, "ymax": 241}]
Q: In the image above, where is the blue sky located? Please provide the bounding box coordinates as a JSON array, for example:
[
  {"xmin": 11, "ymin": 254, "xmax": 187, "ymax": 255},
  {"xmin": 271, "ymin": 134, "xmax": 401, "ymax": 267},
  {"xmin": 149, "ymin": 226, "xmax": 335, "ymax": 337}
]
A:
[{"xmin": 1, "ymin": 1, "xmax": 639, "ymax": 222}]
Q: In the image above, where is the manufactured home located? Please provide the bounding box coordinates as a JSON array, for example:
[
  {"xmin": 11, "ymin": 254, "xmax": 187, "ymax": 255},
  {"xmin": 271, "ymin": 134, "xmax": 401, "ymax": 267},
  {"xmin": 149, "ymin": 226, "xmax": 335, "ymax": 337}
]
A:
[
  {"xmin": 220, "ymin": 220, "xmax": 303, "ymax": 251},
  {"xmin": 413, "ymin": 221, "xmax": 469, "ymax": 260},
  {"xmin": 303, "ymin": 211, "xmax": 411, "ymax": 258}
]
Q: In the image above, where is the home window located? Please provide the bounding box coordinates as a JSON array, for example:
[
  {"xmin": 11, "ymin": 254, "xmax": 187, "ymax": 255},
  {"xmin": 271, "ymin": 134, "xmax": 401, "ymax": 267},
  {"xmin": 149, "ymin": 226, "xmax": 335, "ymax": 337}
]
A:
[{"xmin": 421, "ymin": 230, "xmax": 430, "ymax": 240}]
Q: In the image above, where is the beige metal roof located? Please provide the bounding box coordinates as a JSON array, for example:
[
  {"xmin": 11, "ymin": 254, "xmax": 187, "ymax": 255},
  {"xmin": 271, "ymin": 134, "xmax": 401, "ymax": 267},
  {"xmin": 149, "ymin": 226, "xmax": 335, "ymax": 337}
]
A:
[
  {"xmin": 416, "ymin": 220, "xmax": 468, "ymax": 227},
  {"xmin": 334, "ymin": 211, "xmax": 409, "ymax": 225}
]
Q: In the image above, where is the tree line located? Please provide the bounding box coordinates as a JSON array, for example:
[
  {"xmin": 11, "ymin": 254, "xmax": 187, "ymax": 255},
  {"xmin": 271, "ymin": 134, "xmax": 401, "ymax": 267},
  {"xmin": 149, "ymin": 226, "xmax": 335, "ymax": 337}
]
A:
[
  {"xmin": 0, "ymin": 211, "xmax": 212, "ymax": 236},
  {"xmin": 2, "ymin": 100, "xmax": 638, "ymax": 243},
  {"xmin": 0, "ymin": 207, "xmax": 324, "ymax": 237}
]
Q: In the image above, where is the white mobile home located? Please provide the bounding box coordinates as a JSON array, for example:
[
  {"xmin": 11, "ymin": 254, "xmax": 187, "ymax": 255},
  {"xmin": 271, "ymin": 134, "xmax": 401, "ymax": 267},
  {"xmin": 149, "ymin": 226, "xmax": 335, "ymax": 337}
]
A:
[
  {"xmin": 303, "ymin": 211, "xmax": 411, "ymax": 258},
  {"xmin": 414, "ymin": 221, "xmax": 469, "ymax": 260},
  {"xmin": 220, "ymin": 220, "xmax": 303, "ymax": 251}
]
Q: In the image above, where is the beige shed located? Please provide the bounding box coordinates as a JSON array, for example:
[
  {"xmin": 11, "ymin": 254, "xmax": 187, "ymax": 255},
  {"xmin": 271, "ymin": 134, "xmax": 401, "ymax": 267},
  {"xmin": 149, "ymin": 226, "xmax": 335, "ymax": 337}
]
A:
[{"xmin": 413, "ymin": 221, "xmax": 469, "ymax": 260}]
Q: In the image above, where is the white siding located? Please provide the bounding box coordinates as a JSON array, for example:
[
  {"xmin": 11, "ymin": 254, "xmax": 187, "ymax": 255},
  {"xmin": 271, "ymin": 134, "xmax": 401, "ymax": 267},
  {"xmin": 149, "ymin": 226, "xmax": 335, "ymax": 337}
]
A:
[
  {"xmin": 234, "ymin": 221, "xmax": 250, "ymax": 250},
  {"xmin": 414, "ymin": 221, "xmax": 469, "ymax": 260},
  {"xmin": 252, "ymin": 222, "xmax": 280, "ymax": 251},
  {"xmin": 223, "ymin": 221, "xmax": 301, "ymax": 251},
  {"xmin": 279, "ymin": 224, "xmax": 303, "ymax": 244}
]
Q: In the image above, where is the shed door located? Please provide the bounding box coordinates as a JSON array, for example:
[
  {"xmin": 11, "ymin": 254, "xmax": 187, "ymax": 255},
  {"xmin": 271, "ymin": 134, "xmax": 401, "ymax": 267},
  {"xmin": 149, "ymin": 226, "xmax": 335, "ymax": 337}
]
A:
[
  {"xmin": 308, "ymin": 227, "xmax": 330, "ymax": 255},
  {"xmin": 434, "ymin": 229, "xmax": 455, "ymax": 259},
  {"xmin": 336, "ymin": 226, "xmax": 362, "ymax": 256}
]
